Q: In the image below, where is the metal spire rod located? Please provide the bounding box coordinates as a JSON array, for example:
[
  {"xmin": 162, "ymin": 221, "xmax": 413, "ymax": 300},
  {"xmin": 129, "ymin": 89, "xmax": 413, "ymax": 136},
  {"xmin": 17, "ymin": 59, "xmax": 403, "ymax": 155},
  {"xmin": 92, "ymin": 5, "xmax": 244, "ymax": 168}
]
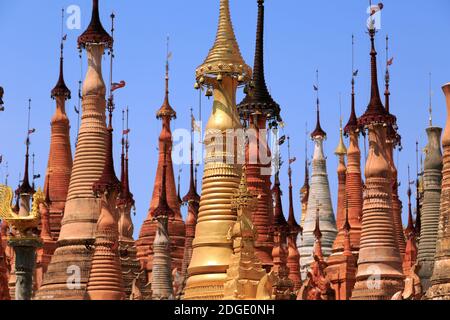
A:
[{"xmin": 429, "ymin": 72, "xmax": 433, "ymax": 127}]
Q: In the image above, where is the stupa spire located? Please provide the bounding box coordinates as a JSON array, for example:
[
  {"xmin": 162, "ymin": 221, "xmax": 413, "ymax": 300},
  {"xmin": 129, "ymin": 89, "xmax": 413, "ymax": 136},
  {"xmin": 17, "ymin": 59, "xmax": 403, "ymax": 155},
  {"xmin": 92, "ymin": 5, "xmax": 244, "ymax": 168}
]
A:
[
  {"xmin": 352, "ymin": 4, "xmax": 405, "ymax": 299},
  {"xmin": 311, "ymin": 70, "xmax": 326, "ymax": 139},
  {"xmin": 137, "ymin": 40, "xmax": 184, "ymax": 274},
  {"xmin": 17, "ymin": 99, "xmax": 34, "ymax": 197},
  {"xmin": 238, "ymin": 0, "xmax": 280, "ymax": 120},
  {"xmin": 51, "ymin": 10, "xmax": 71, "ymax": 100},
  {"xmin": 299, "ymin": 125, "xmax": 310, "ymax": 228},
  {"xmin": 36, "ymin": 0, "xmax": 114, "ymax": 300},
  {"xmin": 300, "ymin": 74, "xmax": 337, "ymax": 280},
  {"xmin": 326, "ymin": 38, "xmax": 361, "ymax": 299},
  {"xmin": 235, "ymin": 0, "xmax": 276, "ymax": 270},
  {"xmin": 403, "ymin": 166, "xmax": 418, "ymax": 275},
  {"xmin": 287, "ymin": 137, "xmax": 302, "ymax": 291},
  {"xmin": 77, "ymin": 0, "xmax": 113, "ymax": 49}
]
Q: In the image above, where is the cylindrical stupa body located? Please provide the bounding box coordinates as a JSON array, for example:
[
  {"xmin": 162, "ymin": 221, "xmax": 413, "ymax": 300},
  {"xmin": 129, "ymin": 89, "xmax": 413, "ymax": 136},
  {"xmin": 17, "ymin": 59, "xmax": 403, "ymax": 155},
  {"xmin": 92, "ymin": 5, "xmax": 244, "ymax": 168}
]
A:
[
  {"xmin": 417, "ymin": 127, "xmax": 442, "ymax": 291},
  {"xmin": 184, "ymin": 77, "xmax": 243, "ymax": 300},
  {"xmin": 351, "ymin": 124, "xmax": 404, "ymax": 300},
  {"xmin": 244, "ymin": 115, "xmax": 274, "ymax": 270},
  {"xmin": 35, "ymin": 43, "xmax": 108, "ymax": 300},
  {"xmin": 427, "ymin": 84, "xmax": 450, "ymax": 300},
  {"xmin": 299, "ymin": 137, "xmax": 337, "ymax": 279}
]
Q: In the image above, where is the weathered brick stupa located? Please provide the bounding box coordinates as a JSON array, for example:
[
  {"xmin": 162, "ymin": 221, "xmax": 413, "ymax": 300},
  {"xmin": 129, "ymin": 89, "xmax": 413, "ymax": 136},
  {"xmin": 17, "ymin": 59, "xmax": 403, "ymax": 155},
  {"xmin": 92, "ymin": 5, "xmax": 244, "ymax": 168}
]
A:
[
  {"xmin": 286, "ymin": 137, "xmax": 302, "ymax": 292},
  {"xmin": 151, "ymin": 154, "xmax": 174, "ymax": 300},
  {"xmin": 271, "ymin": 171, "xmax": 294, "ymax": 300},
  {"xmin": 384, "ymin": 36, "xmax": 405, "ymax": 259},
  {"xmin": 136, "ymin": 52, "xmax": 184, "ymax": 273},
  {"xmin": 117, "ymin": 111, "xmax": 150, "ymax": 299},
  {"xmin": 299, "ymin": 87, "xmax": 337, "ymax": 280},
  {"xmin": 223, "ymin": 168, "xmax": 267, "ymax": 300},
  {"xmin": 333, "ymin": 120, "xmax": 348, "ymax": 252},
  {"xmin": 237, "ymin": 0, "xmax": 281, "ymax": 270},
  {"xmin": 417, "ymin": 108, "xmax": 443, "ymax": 291},
  {"xmin": 403, "ymin": 172, "xmax": 418, "ymax": 276},
  {"xmin": 86, "ymin": 101, "xmax": 125, "ymax": 301},
  {"xmin": 325, "ymin": 64, "xmax": 362, "ymax": 300},
  {"xmin": 35, "ymin": 182, "xmax": 56, "ymax": 291},
  {"xmin": 427, "ymin": 83, "xmax": 450, "ymax": 300},
  {"xmin": 35, "ymin": 0, "xmax": 113, "ymax": 300},
  {"xmin": 44, "ymin": 30, "xmax": 73, "ymax": 240},
  {"xmin": 0, "ymin": 223, "xmax": 10, "ymax": 300},
  {"xmin": 178, "ymin": 127, "xmax": 200, "ymax": 298},
  {"xmin": 184, "ymin": 0, "xmax": 252, "ymax": 300},
  {"xmin": 351, "ymin": 22, "xmax": 404, "ymax": 300}
]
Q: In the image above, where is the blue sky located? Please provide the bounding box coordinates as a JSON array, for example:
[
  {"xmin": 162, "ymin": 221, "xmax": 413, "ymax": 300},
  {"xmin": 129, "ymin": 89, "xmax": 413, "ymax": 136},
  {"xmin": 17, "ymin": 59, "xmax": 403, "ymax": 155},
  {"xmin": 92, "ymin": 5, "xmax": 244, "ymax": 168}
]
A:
[{"xmin": 1, "ymin": 0, "xmax": 450, "ymax": 238}]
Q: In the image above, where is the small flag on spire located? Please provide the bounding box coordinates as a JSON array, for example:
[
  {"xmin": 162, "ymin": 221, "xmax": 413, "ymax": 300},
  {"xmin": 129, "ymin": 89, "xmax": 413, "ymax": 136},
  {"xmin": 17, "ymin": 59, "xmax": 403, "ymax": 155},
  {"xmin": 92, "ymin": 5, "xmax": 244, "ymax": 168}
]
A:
[
  {"xmin": 62, "ymin": 34, "xmax": 67, "ymax": 41},
  {"xmin": 278, "ymin": 135, "xmax": 286, "ymax": 146},
  {"xmin": 289, "ymin": 157, "xmax": 297, "ymax": 165},
  {"xmin": 123, "ymin": 128, "xmax": 131, "ymax": 135},
  {"xmin": 387, "ymin": 57, "xmax": 394, "ymax": 66},
  {"xmin": 28, "ymin": 128, "xmax": 36, "ymax": 135},
  {"xmin": 111, "ymin": 80, "xmax": 126, "ymax": 92},
  {"xmin": 313, "ymin": 85, "xmax": 319, "ymax": 91},
  {"xmin": 353, "ymin": 69, "xmax": 359, "ymax": 77},
  {"xmin": 74, "ymin": 105, "xmax": 80, "ymax": 115}
]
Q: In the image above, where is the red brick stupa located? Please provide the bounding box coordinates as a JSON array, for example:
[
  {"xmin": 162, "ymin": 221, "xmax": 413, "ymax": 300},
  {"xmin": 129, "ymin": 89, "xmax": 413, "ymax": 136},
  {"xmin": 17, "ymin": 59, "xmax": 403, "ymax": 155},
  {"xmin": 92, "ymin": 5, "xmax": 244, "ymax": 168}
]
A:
[
  {"xmin": 325, "ymin": 56, "xmax": 362, "ymax": 299},
  {"xmin": 351, "ymin": 21, "xmax": 404, "ymax": 300},
  {"xmin": 137, "ymin": 54, "xmax": 185, "ymax": 273},
  {"xmin": 44, "ymin": 26, "xmax": 73, "ymax": 240},
  {"xmin": 271, "ymin": 171, "xmax": 294, "ymax": 300},
  {"xmin": 237, "ymin": 0, "xmax": 282, "ymax": 270}
]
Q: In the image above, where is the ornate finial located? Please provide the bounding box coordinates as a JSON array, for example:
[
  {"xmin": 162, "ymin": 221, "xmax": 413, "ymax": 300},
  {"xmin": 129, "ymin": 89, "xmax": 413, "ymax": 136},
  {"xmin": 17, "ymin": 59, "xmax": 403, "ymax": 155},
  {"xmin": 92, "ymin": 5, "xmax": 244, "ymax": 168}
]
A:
[
  {"xmin": 345, "ymin": 35, "xmax": 359, "ymax": 135},
  {"xmin": 335, "ymin": 94, "xmax": 347, "ymax": 155},
  {"xmin": 118, "ymin": 108, "xmax": 134, "ymax": 207},
  {"xmin": 311, "ymin": 70, "xmax": 326, "ymax": 139},
  {"xmin": 195, "ymin": 0, "xmax": 251, "ymax": 85},
  {"xmin": 183, "ymin": 108, "xmax": 200, "ymax": 203},
  {"xmin": 17, "ymin": 99, "xmax": 35, "ymax": 196},
  {"xmin": 287, "ymin": 137, "xmax": 300, "ymax": 232},
  {"xmin": 237, "ymin": 0, "xmax": 280, "ymax": 122},
  {"xmin": 406, "ymin": 165, "xmax": 415, "ymax": 237},
  {"xmin": 358, "ymin": 3, "xmax": 394, "ymax": 128},
  {"xmin": 384, "ymin": 35, "xmax": 391, "ymax": 114},
  {"xmin": 0, "ymin": 86, "xmax": 4, "ymax": 111},
  {"xmin": 78, "ymin": 0, "xmax": 113, "ymax": 49},
  {"xmin": 157, "ymin": 37, "xmax": 176, "ymax": 119},
  {"xmin": 429, "ymin": 72, "xmax": 433, "ymax": 127},
  {"xmin": 51, "ymin": 9, "xmax": 71, "ymax": 100}
]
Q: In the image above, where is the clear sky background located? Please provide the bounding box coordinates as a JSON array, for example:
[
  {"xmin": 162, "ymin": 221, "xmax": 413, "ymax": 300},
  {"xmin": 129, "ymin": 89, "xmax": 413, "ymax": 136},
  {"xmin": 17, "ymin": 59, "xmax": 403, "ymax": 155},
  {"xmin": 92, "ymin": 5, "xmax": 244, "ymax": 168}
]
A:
[{"xmin": 1, "ymin": 0, "xmax": 450, "ymax": 239}]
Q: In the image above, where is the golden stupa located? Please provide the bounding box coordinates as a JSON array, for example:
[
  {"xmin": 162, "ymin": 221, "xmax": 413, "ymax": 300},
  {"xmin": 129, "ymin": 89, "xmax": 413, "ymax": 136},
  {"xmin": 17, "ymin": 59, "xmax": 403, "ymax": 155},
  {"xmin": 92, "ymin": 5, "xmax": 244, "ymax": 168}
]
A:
[{"xmin": 184, "ymin": 0, "xmax": 252, "ymax": 300}]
